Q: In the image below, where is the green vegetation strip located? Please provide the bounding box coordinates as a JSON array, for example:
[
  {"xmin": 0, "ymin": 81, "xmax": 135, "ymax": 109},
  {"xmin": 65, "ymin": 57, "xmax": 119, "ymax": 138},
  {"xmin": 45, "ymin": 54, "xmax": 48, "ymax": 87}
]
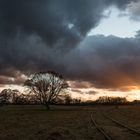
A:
[
  {"xmin": 90, "ymin": 113, "xmax": 113, "ymax": 140},
  {"xmin": 103, "ymin": 113, "xmax": 140, "ymax": 136}
]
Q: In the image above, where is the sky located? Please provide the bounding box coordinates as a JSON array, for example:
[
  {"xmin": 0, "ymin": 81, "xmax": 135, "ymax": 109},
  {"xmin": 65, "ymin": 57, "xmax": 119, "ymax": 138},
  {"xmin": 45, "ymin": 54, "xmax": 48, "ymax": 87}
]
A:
[
  {"xmin": 0, "ymin": 0, "xmax": 140, "ymax": 101},
  {"xmin": 88, "ymin": 6, "xmax": 140, "ymax": 38}
]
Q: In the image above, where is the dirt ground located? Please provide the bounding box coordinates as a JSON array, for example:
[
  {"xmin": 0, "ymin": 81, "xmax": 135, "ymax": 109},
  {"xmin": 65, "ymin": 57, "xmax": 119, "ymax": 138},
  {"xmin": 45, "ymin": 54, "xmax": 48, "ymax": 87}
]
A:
[{"xmin": 0, "ymin": 105, "xmax": 140, "ymax": 140}]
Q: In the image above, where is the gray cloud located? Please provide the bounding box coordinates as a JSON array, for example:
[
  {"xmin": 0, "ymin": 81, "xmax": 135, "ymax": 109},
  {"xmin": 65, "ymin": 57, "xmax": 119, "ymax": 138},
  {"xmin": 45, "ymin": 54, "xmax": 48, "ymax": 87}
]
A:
[
  {"xmin": 0, "ymin": 0, "xmax": 136, "ymax": 48},
  {"xmin": 0, "ymin": 0, "xmax": 139, "ymax": 91},
  {"xmin": 128, "ymin": 1, "xmax": 140, "ymax": 21},
  {"xmin": 1, "ymin": 33, "xmax": 140, "ymax": 90},
  {"xmin": 0, "ymin": 0, "xmax": 110, "ymax": 50},
  {"xmin": 64, "ymin": 35, "xmax": 140, "ymax": 89}
]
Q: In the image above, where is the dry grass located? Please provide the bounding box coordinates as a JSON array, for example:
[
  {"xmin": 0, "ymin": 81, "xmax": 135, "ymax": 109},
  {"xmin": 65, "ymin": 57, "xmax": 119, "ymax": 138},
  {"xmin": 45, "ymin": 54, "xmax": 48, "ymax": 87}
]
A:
[{"xmin": 0, "ymin": 105, "xmax": 140, "ymax": 140}]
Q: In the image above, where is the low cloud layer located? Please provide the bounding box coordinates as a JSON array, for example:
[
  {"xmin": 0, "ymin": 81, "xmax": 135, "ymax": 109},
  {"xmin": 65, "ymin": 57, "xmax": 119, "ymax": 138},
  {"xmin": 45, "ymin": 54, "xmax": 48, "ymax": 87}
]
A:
[
  {"xmin": 0, "ymin": 0, "xmax": 140, "ymax": 91},
  {"xmin": 66, "ymin": 35, "xmax": 140, "ymax": 90}
]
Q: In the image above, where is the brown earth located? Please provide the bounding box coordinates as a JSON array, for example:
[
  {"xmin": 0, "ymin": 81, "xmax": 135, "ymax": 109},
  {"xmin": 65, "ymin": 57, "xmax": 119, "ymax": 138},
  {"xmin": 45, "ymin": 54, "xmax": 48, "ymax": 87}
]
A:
[{"xmin": 0, "ymin": 105, "xmax": 140, "ymax": 140}]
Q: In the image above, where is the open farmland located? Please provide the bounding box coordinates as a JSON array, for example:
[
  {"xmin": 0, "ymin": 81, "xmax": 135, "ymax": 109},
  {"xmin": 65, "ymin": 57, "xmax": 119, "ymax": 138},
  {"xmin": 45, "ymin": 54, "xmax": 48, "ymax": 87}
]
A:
[{"xmin": 0, "ymin": 105, "xmax": 140, "ymax": 140}]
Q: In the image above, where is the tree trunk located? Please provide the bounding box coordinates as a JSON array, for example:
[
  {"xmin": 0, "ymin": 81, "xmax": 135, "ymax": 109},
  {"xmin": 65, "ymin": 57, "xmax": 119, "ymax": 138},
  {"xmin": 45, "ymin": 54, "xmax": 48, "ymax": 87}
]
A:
[{"xmin": 45, "ymin": 103, "xmax": 50, "ymax": 110}]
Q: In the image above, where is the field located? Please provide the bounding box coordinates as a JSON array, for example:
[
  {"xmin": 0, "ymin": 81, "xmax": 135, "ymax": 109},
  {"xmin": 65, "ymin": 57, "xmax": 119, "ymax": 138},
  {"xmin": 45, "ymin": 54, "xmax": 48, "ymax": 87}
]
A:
[{"xmin": 0, "ymin": 105, "xmax": 140, "ymax": 140}]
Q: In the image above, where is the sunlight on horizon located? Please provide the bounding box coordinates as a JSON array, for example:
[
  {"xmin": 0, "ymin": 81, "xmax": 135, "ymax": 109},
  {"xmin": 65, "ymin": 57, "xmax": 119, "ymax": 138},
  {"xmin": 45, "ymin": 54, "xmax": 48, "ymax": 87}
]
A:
[
  {"xmin": 69, "ymin": 86, "xmax": 140, "ymax": 101},
  {"xmin": 1, "ymin": 83, "xmax": 140, "ymax": 101}
]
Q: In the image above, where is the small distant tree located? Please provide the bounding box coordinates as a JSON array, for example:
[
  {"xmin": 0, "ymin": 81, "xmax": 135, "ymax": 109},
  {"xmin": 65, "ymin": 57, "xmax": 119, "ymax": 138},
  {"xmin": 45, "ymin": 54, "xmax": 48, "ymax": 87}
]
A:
[
  {"xmin": 13, "ymin": 94, "xmax": 29, "ymax": 105},
  {"xmin": 72, "ymin": 98, "xmax": 81, "ymax": 104},
  {"xmin": 0, "ymin": 89, "xmax": 12, "ymax": 105},
  {"xmin": 64, "ymin": 95, "xmax": 72, "ymax": 104},
  {"xmin": 132, "ymin": 100, "xmax": 140, "ymax": 105},
  {"xmin": 24, "ymin": 71, "xmax": 68, "ymax": 109},
  {"xmin": 11, "ymin": 89, "xmax": 20, "ymax": 104}
]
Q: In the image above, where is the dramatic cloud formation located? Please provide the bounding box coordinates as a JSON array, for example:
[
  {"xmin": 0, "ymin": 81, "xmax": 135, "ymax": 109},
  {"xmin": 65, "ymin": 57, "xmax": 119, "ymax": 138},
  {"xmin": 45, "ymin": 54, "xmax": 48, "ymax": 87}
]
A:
[
  {"xmin": 0, "ymin": 0, "xmax": 109, "ymax": 48},
  {"xmin": 68, "ymin": 35, "xmax": 140, "ymax": 90},
  {"xmin": 0, "ymin": 0, "xmax": 139, "ymax": 92}
]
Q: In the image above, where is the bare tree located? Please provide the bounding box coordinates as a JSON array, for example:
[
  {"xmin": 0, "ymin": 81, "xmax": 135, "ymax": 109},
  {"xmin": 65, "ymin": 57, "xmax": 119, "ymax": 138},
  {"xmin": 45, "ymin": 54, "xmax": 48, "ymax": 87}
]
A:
[
  {"xmin": 64, "ymin": 95, "xmax": 72, "ymax": 104},
  {"xmin": 24, "ymin": 71, "xmax": 68, "ymax": 109},
  {"xmin": 11, "ymin": 89, "xmax": 20, "ymax": 104},
  {"xmin": 0, "ymin": 89, "xmax": 12, "ymax": 105}
]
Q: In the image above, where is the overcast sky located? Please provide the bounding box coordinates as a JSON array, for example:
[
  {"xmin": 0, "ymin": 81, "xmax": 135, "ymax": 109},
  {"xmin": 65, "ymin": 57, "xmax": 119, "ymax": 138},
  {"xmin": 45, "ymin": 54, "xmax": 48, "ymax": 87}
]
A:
[{"xmin": 0, "ymin": 0, "xmax": 140, "ymax": 100}]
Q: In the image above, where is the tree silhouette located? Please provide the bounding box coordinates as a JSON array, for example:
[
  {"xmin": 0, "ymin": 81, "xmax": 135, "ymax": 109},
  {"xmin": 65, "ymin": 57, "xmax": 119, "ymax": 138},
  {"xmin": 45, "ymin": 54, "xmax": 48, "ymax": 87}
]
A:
[
  {"xmin": 64, "ymin": 95, "xmax": 72, "ymax": 104},
  {"xmin": 24, "ymin": 71, "xmax": 68, "ymax": 109},
  {"xmin": 0, "ymin": 89, "xmax": 12, "ymax": 105},
  {"xmin": 96, "ymin": 96, "xmax": 127, "ymax": 105},
  {"xmin": 11, "ymin": 89, "xmax": 20, "ymax": 104}
]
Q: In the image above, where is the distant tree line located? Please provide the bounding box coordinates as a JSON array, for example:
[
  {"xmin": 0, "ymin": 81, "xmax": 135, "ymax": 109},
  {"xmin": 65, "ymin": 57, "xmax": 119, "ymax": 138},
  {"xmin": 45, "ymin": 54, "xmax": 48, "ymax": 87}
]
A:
[
  {"xmin": 0, "ymin": 89, "xmax": 139, "ymax": 106},
  {"xmin": 96, "ymin": 96, "xmax": 128, "ymax": 105}
]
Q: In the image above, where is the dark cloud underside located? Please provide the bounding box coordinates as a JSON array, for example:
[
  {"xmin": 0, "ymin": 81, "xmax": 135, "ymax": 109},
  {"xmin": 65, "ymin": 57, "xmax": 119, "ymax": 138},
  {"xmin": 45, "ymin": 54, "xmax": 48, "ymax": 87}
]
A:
[{"xmin": 0, "ymin": 0, "xmax": 139, "ymax": 91}]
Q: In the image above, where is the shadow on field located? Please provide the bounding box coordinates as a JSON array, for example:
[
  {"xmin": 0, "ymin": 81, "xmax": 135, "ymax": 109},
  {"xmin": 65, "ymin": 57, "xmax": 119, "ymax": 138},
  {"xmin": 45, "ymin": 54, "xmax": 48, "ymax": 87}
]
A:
[{"xmin": 0, "ymin": 105, "xmax": 86, "ymax": 112}]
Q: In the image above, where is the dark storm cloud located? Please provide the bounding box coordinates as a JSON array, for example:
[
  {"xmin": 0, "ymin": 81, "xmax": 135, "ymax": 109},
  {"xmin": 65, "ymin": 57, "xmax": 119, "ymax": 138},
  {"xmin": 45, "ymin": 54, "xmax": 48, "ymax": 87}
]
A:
[
  {"xmin": 64, "ymin": 35, "xmax": 140, "ymax": 90},
  {"xmin": 0, "ymin": 0, "xmax": 139, "ymax": 91},
  {"xmin": 0, "ymin": 0, "xmax": 109, "ymax": 49},
  {"xmin": 0, "ymin": 0, "xmax": 136, "ymax": 48},
  {"xmin": 1, "ymin": 33, "xmax": 140, "ymax": 90}
]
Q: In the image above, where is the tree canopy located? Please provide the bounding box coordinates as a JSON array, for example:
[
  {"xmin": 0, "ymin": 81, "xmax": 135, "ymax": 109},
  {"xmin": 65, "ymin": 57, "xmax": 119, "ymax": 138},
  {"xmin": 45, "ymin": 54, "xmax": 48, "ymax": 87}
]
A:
[{"xmin": 24, "ymin": 71, "xmax": 68, "ymax": 109}]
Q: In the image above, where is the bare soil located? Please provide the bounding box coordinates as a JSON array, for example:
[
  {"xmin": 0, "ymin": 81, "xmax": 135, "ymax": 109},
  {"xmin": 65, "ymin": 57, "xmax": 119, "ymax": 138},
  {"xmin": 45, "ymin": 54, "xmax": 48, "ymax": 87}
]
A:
[{"xmin": 0, "ymin": 105, "xmax": 140, "ymax": 140}]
